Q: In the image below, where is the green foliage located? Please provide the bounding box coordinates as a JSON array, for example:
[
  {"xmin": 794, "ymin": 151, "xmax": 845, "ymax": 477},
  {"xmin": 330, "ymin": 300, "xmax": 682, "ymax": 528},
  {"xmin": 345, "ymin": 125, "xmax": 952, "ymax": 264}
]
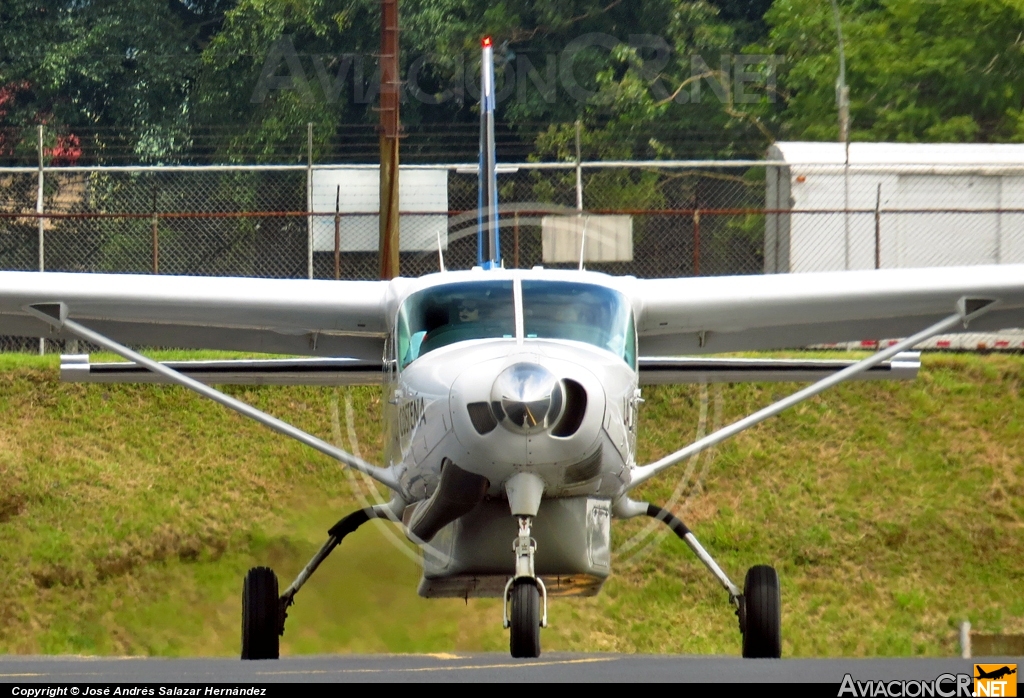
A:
[
  {"xmin": 2, "ymin": 0, "xmax": 780, "ymax": 163},
  {"xmin": 194, "ymin": 0, "xmax": 377, "ymax": 162},
  {"xmin": 0, "ymin": 0, "xmax": 234, "ymax": 162},
  {"xmin": 6, "ymin": 0, "xmax": 1024, "ymax": 163},
  {"xmin": 526, "ymin": 1, "xmax": 773, "ymax": 162},
  {"xmin": 761, "ymin": 0, "xmax": 1024, "ymax": 142}
]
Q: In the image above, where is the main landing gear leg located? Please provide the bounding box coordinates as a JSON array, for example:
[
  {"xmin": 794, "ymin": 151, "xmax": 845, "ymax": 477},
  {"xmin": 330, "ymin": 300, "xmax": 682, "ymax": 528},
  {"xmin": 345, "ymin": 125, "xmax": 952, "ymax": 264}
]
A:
[
  {"xmin": 646, "ymin": 504, "xmax": 781, "ymax": 659},
  {"xmin": 503, "ymin": 515, "xmax": 548, "ymax": 659},
  {"xmin": 241, "ymin": 504, "xmax": 391, "ymax": 660}
]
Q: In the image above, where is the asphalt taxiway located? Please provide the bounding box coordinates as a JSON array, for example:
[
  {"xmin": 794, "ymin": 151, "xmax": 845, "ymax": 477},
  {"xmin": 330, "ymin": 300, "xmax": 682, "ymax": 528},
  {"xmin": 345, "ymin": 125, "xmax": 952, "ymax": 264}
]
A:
[{"xmin": 1, "ymin": 654, "xmax": 1019, "ymax": 683}]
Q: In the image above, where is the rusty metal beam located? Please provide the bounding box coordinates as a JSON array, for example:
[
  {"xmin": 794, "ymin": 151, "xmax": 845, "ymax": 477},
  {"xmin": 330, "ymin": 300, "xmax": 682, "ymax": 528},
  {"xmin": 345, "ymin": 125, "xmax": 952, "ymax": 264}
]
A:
[{"xmin": 378, "ymin": 0, "xmax": 401, "ymax": 280}]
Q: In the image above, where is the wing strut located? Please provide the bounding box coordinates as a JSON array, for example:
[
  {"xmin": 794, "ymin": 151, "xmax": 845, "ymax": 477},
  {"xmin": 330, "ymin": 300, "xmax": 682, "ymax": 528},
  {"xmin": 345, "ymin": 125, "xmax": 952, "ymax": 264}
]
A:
[
  {"xmin": 628, "ymin": 298, "xmax": 995, "ymax": 491},
  {"xmin": 25, "ymin": 303, "xmax": 401, "ymax": 491},
  {"xmin": 278, "ymin": 502, "xmax": 400, "ymax": 628}
]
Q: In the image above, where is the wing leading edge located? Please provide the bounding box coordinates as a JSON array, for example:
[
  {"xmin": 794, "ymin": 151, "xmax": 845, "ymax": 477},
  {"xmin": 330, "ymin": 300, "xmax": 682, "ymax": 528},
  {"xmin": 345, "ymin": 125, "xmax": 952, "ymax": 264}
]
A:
[
  {"xmin": 0, "ymin": 271, "xmax": 390, "ymax": 360},
  {"xmin": 632, "ymin": 264, "xmax": 1024, "ymax": 355}
]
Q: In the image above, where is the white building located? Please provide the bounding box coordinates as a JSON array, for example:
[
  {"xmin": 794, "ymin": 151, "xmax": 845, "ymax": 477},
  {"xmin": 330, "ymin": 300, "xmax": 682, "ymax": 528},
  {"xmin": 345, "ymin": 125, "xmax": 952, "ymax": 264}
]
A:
[{"xmin": 765, "ymin": 142, "xmax": 1024, "ymax": 273}]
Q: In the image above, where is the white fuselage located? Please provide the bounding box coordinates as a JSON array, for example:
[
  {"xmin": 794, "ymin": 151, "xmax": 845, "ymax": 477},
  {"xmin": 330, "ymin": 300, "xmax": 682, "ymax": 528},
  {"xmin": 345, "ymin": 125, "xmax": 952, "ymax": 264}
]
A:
[
  {"xmin": 380, "ymin": 270, "xmax": 642, "ymax": 507},
  {"xmin": 388, "ymin": 338, "xmax": 638, "ymax": 503}
]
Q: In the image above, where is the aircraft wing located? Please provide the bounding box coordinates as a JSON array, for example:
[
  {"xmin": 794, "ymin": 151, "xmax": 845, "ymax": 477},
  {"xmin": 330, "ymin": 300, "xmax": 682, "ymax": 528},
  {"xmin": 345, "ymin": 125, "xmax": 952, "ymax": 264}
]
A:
[
  {"xmin": 633, "ymin": 265, "xmax": 1024, "ymax": 355},
  {"xmin": 0, "ymin": 271, "xmax": 390, "ymax": 360}
]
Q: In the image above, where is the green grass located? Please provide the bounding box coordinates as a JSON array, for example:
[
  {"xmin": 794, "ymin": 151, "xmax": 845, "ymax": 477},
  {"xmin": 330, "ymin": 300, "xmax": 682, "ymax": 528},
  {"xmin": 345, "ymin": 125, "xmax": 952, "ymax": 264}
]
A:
[{"xmin": 0, "ymin": 352, "xmax": 1021, "ymax": 656}]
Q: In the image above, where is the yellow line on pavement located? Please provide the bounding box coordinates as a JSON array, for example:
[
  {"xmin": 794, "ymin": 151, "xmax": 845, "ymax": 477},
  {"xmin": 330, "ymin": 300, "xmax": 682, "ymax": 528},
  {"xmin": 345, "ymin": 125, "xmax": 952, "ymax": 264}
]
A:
[
  {"xmin": 254, "ymin": 656, "xmax": 617, "ymax": 675},
  {"xmin": 0, "ymin": 673, "xmax": 46, "ymax": 677}
]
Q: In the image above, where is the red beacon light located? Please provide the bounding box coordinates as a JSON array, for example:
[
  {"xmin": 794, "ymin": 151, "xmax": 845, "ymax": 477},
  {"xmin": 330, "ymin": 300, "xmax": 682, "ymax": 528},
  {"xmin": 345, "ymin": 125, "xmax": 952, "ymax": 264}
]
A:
[{"xmin": 482, "ymin": 36, "xmax": 492, "ymax": 47}]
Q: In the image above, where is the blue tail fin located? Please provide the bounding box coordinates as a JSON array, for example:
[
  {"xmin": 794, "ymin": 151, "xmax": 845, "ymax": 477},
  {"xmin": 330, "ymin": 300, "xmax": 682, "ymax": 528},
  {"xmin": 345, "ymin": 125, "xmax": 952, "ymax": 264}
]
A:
[{"xmin": 478, "ymin": 36, "xmax": 500, "ymax": 269}]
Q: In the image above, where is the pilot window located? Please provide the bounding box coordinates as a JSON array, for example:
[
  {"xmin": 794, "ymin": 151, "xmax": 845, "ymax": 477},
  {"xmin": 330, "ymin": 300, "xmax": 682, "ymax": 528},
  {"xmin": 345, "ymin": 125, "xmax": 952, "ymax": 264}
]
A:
[
  {"xmin": 521, "ymin": 280, "xmax": 636, "ymax": 368},
  {"xmin": 397, "ymin": 281, "xmax": 515, "ymax": 368}
]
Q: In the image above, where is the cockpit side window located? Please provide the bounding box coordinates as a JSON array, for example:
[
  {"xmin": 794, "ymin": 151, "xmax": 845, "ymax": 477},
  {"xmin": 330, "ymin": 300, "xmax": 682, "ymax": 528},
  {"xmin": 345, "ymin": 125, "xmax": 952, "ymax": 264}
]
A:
[
  {"xmin": 521, "ymin": 281, "xmax": 636, "ymax": 368},
  {"xmin": 397, "ymin": 281, "xmax": 515, "ymax": 368}
]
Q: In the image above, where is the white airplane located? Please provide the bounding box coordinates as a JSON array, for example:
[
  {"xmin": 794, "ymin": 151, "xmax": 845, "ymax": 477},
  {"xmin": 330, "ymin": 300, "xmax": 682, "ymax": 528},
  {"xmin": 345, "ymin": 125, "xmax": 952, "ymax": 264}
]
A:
[{"xmin": 2, "ymin": 40, "xmax": 1024, "ymax": 661}]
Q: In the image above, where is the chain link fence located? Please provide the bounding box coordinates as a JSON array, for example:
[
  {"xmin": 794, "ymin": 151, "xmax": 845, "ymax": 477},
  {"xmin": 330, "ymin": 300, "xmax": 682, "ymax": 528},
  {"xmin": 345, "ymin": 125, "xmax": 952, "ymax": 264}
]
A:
[
  {"xmin": 1, "ymin": 161, "xmax": 769, "ymax": 281},
  {"xmin": 2, "ymin": 159, "xmax": 1023, "ymax": 351}
]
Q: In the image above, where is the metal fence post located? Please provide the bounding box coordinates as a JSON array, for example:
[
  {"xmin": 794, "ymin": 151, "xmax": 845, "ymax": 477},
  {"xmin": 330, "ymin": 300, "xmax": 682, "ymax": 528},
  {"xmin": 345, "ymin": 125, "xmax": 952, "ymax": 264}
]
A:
[
  {"xmin": 575, "ymin": 120, "xmax": 583, "ymax": 211},
  {"xmin": 693, "ymin": 207, "xmax": 701, "ymax": 276},
  {"xmin": 151, "ymin": 187, "xmax": 160, "ymax": 274},
  {"xmin": 513, "ymin": 211, "xmax": 520, "ymax": 269},
  {"xmin": 334, "ymin": 185, "xmax": 341, "ymax": 281},
  {"xmin": 995, "ymin": 177, "xmax": 1003, "ymax": 264},
  {"xmin": 307, "ymin": 123, "xmax": 314, "ymax": 280},
  {"xmin": 575, "ymin": 122, "xmax": 583, "ymax": 271},
  {"xmin": 36, "ymin": 125, "xmax": 45, "ymax": 355},
  {"xmin": 874, "ymin": 183, "xmax": 881, "ymax": 270},
  {"xmin": 843, "ymin": 141, "xmax": 850, "ymax": 270}
]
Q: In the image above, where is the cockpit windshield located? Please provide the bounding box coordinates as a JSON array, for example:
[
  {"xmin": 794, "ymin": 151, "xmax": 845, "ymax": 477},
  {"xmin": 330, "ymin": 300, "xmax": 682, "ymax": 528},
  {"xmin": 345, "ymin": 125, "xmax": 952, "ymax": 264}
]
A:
[
  {"xmin": 522, "ymin": 281, "xmax": 636, "ymax": 367},
  {"xmin": 398, "ymin": 280, "xmax": 514, "ymax": 368},
  {"xmin": 396, "ymin": 279, "xmax": 635, "ymax": 369}
]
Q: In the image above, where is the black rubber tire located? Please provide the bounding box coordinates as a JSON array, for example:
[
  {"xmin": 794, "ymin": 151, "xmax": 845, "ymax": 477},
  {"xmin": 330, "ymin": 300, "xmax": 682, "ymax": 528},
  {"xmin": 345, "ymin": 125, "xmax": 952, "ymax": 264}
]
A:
[
  {"xmin": 741, "ymin": 565, "xmax": 782, "ymax": 658},
  {"xmin": 241, "ymin": 566, "xmax": 280, "ymax": 660},
  {"xmin": 509, "ymin": 579, "xmax": 541, "ymax": 659}
]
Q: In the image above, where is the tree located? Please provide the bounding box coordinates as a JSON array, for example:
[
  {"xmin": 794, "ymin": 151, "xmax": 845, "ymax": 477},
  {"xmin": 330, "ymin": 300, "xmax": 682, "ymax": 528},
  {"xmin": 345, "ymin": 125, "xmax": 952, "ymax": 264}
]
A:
[
  {"xmin": 191, "ymin": 0, "xmax": 780, "ymax": 163},
  {"xmin": 760, "ymin": 0, "xmax": 1024, "ymax": 142},
  {"xmin": 0, "ymin": 0, "xmax": 235, "ymax": 163}
]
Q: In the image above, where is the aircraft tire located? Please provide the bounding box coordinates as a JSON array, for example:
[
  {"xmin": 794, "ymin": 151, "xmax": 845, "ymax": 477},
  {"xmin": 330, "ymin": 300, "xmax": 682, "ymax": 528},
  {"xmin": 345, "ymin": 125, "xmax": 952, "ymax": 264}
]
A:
[
  {"xmin": 241, "ymin": 566, "xmax": 280, "ymax": 660},
  {"xmin": 741, "ymin": 565, "xmax": 781, "ymax": 658},
  {"xmin": 509, "ymin": 579, "xmax": 541, "ymax": 658}
]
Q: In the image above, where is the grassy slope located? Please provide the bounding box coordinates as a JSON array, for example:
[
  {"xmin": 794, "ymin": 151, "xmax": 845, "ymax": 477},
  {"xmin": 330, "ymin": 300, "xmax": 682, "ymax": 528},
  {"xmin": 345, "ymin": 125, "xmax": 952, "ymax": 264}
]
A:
[{"xmin": 0, "ymin": 352, "xmax": 1021, "ymax": 656}]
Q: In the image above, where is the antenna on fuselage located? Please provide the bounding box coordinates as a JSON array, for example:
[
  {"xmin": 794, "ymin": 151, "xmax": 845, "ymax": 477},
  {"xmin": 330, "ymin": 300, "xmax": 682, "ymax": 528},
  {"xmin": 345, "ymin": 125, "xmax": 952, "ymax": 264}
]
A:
[
  {"xmin": 436, "ymin": 230, "xmax": 446, "ymax": 272},
  {"xmin": 477, "ymin": 36, "xmax": 501, "ymax": 269}
]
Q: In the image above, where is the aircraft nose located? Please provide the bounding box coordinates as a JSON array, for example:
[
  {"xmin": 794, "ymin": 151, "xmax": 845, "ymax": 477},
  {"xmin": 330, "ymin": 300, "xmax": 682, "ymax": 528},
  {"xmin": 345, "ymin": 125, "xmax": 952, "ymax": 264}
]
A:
[{"xmin": 491, "ymin": 362, "xmax": 563, "ymax": 435}]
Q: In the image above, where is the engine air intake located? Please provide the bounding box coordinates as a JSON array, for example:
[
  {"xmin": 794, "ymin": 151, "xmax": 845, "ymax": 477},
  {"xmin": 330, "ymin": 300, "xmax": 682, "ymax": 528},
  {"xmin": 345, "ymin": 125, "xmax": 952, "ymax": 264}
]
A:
[
  {"xmin": 467, "ymin": 401, "xmax": 498, "ymax": 434},
  {"xmin": 551, "ymin": 379, "xmax": 587, "ymax": 437}
]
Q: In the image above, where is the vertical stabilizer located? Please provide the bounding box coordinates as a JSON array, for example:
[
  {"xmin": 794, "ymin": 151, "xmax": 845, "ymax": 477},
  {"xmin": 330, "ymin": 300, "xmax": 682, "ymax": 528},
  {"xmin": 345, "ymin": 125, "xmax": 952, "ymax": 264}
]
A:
[{"xmin": 478, "ymin": 37, "xmax": 501, "ymax": 268}]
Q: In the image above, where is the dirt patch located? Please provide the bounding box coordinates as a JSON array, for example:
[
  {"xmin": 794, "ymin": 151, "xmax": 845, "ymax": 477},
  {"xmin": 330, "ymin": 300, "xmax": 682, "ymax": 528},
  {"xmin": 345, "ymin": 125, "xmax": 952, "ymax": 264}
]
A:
[
  {"xmin": 94, "ymin": 555, "xmax": 138, "ymax": 581},
  {"xmin": 0, "ymin": 494, "xmax": 26, "ymax": 523},
  {"xmin": 93, "ymin": 532, "xmax": 231, "ymax": 583},
  {"xmin": 31, "ymin": 565, "xmax": 84, "ymax": 589}
]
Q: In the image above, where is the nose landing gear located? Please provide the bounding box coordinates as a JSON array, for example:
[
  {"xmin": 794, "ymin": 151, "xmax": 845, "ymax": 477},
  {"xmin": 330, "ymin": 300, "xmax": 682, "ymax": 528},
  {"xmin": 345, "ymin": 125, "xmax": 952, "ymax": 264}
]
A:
[{"xmin": 503, "ymin": 515, "xmax": 548, "ymax": 658}]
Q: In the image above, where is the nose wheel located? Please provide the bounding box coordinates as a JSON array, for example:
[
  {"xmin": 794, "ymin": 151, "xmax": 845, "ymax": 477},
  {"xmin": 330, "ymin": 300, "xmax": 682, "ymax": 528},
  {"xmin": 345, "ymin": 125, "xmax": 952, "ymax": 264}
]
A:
[
  {"xmin": 508, "ymin": 579, "xmax": 542, "ymax": 658},
  {"xmin": 503, "ymin": 515, "xmax": 548, "ymax": 658}
]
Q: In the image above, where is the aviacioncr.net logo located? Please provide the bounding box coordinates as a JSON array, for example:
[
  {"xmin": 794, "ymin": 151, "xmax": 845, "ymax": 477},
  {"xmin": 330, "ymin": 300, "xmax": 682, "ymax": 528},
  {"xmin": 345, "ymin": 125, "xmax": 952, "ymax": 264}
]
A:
[
  {"xmin": 974, "ymin": 664, "xmax": 1017, "ymax": 697},
  {"xmin": 838, "ymin": 673, "xmax": 974, "ymax": 698}
]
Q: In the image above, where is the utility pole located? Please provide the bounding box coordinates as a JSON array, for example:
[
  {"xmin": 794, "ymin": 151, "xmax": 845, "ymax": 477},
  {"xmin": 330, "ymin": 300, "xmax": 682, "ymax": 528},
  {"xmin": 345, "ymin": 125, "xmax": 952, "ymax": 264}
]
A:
[
  {"xmin": 378, "ymin": 0, "xmax": 401, "ymax": 280},
  {"xmin": 307, "ymin": 122, "xmax": 314, "ymax": 280},
  {"xmin": 830, "ymin": 0, "xmax": 850, "ymax": 144},
  {"xmin": 37, "ymin": 125, "xmax": 45, "ymax": 356},
  {"xmin": 830, "ymin": 0, "xmax": 852, "ymax": 269}
]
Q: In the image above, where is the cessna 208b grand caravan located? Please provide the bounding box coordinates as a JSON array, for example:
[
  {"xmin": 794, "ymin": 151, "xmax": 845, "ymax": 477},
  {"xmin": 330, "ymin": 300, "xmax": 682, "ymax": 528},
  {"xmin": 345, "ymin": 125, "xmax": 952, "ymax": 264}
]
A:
[
  {"xmin": 3, "ymin": 41, "xmax": 1024, "ymax": 661},
  {"xmin": 3, "ymin": 264, "xmax": 1023, "ymax": 659}
]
